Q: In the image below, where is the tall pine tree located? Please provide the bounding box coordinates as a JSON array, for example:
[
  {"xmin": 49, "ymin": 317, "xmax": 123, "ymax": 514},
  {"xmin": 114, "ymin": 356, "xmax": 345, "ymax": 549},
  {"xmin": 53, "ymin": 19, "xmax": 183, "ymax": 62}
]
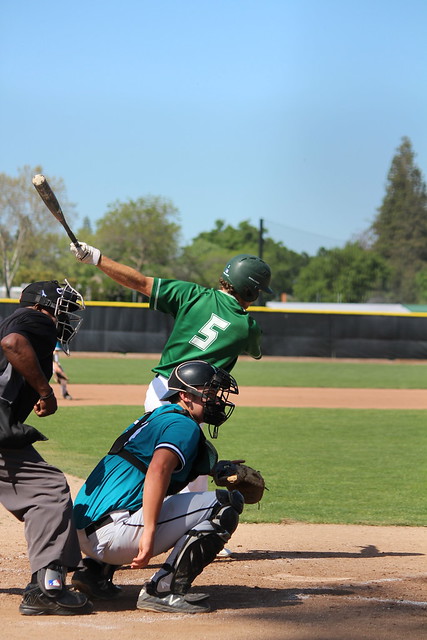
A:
[{"xmin": 372, "ymin": 137, "xmax": 427, "ymax": 302}]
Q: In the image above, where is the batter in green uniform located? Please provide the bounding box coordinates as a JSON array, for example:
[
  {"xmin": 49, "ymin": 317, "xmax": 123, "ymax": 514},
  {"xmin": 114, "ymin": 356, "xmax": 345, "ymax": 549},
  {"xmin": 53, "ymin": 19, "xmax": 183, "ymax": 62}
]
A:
[{"xmin": 70, "ymin": 244, "xmax": 273, "ymax": 494}]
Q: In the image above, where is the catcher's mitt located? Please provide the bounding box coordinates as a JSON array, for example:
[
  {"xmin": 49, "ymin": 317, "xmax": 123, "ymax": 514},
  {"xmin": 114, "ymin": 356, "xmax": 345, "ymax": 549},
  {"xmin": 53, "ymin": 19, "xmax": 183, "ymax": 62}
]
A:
[{"xmin": 212, "ymin": 460, "xmax": 266, "ymax": 504}]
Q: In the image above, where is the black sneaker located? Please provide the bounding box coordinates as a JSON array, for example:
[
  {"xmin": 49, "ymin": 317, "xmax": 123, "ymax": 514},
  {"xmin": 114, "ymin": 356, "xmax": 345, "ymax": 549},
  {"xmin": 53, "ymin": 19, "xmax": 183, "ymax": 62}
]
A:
[
  {"xmin": 71, "ymin": 558, "xmax": 121, "ymax": 601},
  {"xmin": 136, "ymin": 582, "xmax": 210, "ymax": 614},
  {"xmin": 19, "ymin": 583, "xmax": 93, "ymax": 616}
]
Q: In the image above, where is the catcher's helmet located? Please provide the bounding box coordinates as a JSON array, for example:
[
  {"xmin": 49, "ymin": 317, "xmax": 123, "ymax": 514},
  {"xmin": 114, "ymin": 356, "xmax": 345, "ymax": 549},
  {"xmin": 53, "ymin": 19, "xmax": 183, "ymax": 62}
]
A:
[
  {"xmin": 222, "ymin": 254, "xmax": 273, "ymax": 302},
  {"xmin": 20, "ymin": 279, "xmax": 85, "ymax": 355},
  {"xmin": 161, "ymin": 360, "xmax": 239, "ymax": 437}
]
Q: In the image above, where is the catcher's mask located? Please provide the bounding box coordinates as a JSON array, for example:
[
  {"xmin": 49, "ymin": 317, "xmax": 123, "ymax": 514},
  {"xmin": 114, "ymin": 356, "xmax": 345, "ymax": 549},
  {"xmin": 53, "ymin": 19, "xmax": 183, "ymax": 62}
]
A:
[
  {"xmin": 161, "ymin": 360, "xmax": 239, "ymax": 438},
  {"xmin": 20, "ymin": 279, "xmax": 85, "ymax": 355},
  {"xmin": 222, "ymin": 253, "xmax": 273, "ymax": 303}
]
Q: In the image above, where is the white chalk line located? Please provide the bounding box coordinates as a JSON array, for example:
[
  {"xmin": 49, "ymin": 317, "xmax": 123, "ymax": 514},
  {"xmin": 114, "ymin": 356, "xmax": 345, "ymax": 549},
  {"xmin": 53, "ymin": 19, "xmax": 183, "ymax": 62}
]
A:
[
  {"xmin": 298, "ymin": 593, "xmax": 427, "ymax": 607},
  {"xmin": 345, "ymin": 574, "xmax": 427, "ymax": 585},
  {"xmin": 294, "ymin": 574, "xmax": 427, "ymax": 607},
  {"xmin": 275, "ymin": 573, "xmax": 427, "ymax": 607}
]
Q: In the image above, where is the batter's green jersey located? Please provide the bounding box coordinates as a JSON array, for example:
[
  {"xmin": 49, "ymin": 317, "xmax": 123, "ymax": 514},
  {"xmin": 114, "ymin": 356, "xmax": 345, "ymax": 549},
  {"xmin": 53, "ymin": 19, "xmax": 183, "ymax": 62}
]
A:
[{"xmin": 150, "ymin": 278, "xmax": 262, "ymax": 378}]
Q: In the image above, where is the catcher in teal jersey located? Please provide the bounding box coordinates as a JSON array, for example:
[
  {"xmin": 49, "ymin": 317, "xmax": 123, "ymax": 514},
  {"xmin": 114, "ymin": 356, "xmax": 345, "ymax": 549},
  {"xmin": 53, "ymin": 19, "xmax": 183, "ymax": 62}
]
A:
[{"xmin": 70, "ymin": 245, "xmax": 273, "ymax": 498}]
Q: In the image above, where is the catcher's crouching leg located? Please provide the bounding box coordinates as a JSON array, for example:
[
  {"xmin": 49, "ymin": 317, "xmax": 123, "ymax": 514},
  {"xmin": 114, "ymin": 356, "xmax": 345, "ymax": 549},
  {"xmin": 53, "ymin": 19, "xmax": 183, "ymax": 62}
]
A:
[{"xmin": 146, "ymin": 489, "xmax": 243, "ymax": 598}]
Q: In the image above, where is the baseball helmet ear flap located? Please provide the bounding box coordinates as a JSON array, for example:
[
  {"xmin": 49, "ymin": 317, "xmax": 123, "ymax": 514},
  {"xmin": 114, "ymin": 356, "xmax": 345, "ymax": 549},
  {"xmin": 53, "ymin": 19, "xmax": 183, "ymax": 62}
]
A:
[{"xmin": 222, "ymin": 254, "xmax": 273, "ymax": 302}]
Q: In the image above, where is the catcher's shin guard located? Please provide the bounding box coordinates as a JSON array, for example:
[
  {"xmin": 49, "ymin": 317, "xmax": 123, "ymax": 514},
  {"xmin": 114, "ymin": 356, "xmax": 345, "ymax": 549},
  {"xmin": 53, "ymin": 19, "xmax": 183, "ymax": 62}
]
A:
[{"xmin": 151, "ymin": 489, "xmax": 244, "ymax": 596}]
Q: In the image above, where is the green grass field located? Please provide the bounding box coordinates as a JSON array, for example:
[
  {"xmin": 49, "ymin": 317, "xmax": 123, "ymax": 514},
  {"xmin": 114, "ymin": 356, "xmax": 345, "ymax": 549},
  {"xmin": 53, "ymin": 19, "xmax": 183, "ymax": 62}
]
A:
[
  {"xmin": 63, "ymin": 355, "xmax": 427, "ymax": 388},
  {"xmin": 36, "ymin": 404, "xmax": 427, "ymax": 527}
]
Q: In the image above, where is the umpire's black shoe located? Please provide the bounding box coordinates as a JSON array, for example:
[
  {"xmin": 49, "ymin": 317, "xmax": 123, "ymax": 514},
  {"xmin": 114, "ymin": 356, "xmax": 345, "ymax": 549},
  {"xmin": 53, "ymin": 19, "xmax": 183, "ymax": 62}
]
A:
[
  {"xmin": 71, "ymin": 558, "xmax": 122, "ymax": 601},
  {"xmin": 19, "ymin": 583, "xmax": 93, "ymax": 616},
  {"xmin": 136, "ymin": 582, "xmax": 211, "ymax": 614}
]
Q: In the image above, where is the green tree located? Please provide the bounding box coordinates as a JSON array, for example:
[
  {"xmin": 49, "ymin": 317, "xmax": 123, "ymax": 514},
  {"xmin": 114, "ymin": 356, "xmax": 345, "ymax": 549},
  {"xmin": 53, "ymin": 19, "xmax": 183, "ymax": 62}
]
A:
[
  {"xmin": 261, "ymin": 237, "xmax": 309, "ymax": 300},
  {"xmin": 89, "ymin": 196, "xmax": 181, "ymax": 301},
  {"xmin": 414, "ymin": 267, "xmax": 427, "ymax": 304},
  {"xmin": 0, "ymin": 166, "xmax": 75, "ymax": 295},
  {"xmin": 175, "ymin": 239, "xmax": 230, "ymax": 288},
  {"xmin": 371, "ymin": 137, "xmax": 427, "ymax": 302},
  {"xmin": 56, "ymin": 217, "xmax": 101, "ymax": 301},
  {"xmin": 187, "ymin": 218, "xmax": 308, "ymax": 299},
  {"xmin": 293, "ymin": 243, "xmax": 388, "ymax": 302},
  {"xmin": 15, "ymin": 232, "xmax": 70, "ymax": 286},
  {"xmin": 196, "ymin": 219, "xmax": 260, "ymax": 253}
]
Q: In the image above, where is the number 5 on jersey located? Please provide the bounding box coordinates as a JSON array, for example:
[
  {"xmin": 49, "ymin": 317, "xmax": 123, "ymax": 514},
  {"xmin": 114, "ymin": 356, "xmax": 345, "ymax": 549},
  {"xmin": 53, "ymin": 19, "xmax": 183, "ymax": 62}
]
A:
[{"xmin": 189, "ymin": 314, "xmax": 230, "ymax": 351}]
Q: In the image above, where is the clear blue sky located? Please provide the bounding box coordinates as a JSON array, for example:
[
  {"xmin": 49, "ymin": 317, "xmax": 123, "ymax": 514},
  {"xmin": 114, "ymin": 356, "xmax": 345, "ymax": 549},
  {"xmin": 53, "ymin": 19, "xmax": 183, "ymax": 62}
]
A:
[{"xmin": 1, "ymin": 0, "xmax": 426, "ymax": 255}]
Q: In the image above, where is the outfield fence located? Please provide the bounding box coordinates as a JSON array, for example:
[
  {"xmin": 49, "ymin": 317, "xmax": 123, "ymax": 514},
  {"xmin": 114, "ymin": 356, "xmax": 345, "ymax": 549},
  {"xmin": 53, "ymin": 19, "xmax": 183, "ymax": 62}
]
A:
[{"xmin": 2, "ymin": 300, "xmax": 427, "ymax": 359}]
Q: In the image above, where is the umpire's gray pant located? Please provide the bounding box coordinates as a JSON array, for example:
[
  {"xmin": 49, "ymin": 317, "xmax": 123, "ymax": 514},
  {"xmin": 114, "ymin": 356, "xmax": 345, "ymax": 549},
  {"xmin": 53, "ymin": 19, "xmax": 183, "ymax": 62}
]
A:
[{"xmin": 0, "ymin": 446, "xmax": 82, "ymax": 574}]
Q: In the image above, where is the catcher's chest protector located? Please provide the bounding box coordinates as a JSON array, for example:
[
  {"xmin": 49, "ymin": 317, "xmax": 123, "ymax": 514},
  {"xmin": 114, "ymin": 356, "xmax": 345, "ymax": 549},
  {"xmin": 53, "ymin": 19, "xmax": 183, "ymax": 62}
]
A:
[{"xmin": 107, "ymin": 410, "xmax": 218, "ymax": 494}]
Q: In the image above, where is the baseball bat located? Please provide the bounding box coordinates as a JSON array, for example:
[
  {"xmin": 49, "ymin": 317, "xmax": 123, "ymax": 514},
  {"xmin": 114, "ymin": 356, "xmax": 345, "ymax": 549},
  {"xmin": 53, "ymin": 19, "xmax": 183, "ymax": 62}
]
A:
[{"xmin": 32, "ymin": 174, "xmax": 81, "ymax": 248}]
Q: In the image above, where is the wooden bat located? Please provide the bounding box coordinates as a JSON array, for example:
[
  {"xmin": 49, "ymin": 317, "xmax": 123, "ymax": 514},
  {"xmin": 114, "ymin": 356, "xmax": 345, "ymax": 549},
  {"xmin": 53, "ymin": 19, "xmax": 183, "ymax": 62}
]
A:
[{"xmin": 32, "ymin": 174, "xmax": 81, "ymax": 248}]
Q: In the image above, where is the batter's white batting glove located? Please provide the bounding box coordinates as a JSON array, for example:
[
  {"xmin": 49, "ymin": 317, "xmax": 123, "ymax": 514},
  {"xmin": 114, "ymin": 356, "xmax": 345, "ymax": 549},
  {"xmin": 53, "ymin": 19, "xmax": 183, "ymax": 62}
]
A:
[{"xmin": 70, "ymin": 242, "xmax": 101, "ymax": 265}]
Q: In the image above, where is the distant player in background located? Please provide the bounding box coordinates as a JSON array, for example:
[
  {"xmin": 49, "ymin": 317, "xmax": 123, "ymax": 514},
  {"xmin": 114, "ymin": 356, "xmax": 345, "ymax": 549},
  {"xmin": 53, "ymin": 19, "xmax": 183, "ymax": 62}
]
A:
[
  {"xmin": 70, "ymin": 244, "xmax": 273, "ymax": 499},
  {"xmin": 53, "ymin": 341, "xmax": 72, "ymax": 399}
]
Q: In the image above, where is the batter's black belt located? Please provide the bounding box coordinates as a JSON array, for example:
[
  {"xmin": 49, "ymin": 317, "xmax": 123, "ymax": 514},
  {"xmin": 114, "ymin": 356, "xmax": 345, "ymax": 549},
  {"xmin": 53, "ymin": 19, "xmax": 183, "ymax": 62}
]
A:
[{"xmin": 85, "ymin": 515, "xmax": 113, "ymax": 537}]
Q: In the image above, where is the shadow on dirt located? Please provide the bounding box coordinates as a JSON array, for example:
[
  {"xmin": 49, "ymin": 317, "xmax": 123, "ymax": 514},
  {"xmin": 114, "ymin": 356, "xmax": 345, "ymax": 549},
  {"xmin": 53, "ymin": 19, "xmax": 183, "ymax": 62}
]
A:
[
  {"xmin": 219, "ymin": 545, "xmax": 424, "ymax": 561},
  {"xmin": 85, "ymin": 583, "xmax": 355, "ymax": 613},
  {"xmin": 0, "ymin": 587, "xmax": 22, "ymax": 596},
  {"xmin": 137, "ymin": 544, "xmax": 422, "ymax": 573}
]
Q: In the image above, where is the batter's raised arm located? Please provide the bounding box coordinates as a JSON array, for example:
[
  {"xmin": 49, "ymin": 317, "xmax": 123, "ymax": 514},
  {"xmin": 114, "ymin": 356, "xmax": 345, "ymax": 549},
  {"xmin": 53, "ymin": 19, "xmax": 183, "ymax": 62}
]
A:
[
  {"xmin": 70, "ymin": 242, "xmax": 154, "ymax": 298},
  {"xmin": 98, "ymin": 256, "xmax": 154, "ymax": 298}
]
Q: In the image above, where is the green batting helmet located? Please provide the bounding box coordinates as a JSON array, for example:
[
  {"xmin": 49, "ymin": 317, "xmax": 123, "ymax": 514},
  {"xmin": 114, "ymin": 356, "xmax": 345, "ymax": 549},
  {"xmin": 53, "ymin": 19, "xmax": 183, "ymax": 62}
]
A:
[{"xmin": 222, "ymin": 254, "xmax": 273, "ymax": 302}]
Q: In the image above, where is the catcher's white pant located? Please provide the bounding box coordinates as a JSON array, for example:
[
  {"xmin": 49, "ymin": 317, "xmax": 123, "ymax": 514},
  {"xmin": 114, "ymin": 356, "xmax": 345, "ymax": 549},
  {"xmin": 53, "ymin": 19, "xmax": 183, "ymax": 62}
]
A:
[
  {"xmin": 145, "ymin": 374, "xmax": 209, "ymax": 493},
  {"xmin": 77, "ymin": 491, "xmax": 218, "ymax": 566}
]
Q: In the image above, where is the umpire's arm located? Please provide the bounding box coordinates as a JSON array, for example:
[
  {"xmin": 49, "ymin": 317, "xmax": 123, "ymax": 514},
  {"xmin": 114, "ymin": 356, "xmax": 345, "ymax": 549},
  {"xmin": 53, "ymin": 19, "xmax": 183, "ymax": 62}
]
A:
[{"xmin": 1, "ymin": 333, "xmax": 57, "ymax": 416}]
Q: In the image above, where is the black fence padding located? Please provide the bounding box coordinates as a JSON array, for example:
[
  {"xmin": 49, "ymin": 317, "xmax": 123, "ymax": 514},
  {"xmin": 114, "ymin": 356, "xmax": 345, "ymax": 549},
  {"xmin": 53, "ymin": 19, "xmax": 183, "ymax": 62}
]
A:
[
  {"xmin": 1, "ymin": 301, "xmax": 427, "ymax": 359},
  {"xmin": 249, "ymin": 310, "xmax": 427, "ymax": 359}
]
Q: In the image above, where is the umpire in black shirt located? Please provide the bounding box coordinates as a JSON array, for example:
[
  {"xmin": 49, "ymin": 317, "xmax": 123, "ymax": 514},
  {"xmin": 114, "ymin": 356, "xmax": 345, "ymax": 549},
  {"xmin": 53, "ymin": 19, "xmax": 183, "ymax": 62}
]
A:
[{"xmin": 0, "ymin": 279, "xmax": 91, "ymax": 616}]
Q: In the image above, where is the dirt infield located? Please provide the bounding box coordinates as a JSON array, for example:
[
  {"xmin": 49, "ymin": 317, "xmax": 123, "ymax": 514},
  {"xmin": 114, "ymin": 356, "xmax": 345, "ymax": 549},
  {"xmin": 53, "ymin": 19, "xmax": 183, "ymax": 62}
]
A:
[
  {"xmin": 55, "ymin": 383, "xmax": 427, "ymax": 408},
  {"xmin": 1, "ymin": 384, "xmax": 426, "ymax": 639}
]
